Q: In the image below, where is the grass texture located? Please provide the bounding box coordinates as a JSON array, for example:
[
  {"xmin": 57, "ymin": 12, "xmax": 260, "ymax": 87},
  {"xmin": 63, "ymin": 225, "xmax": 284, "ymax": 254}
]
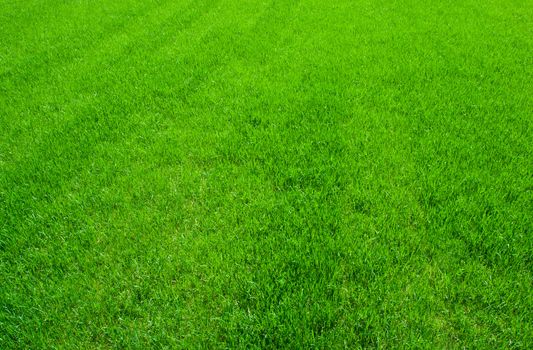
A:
[{"xmin": 1, "ymin": 0, "xmax": 532, "ymax": 348}]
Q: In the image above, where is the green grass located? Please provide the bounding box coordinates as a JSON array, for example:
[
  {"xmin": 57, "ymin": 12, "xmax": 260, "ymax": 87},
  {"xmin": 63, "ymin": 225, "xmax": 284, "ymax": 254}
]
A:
[{"xmin": 1, "ymin": 0, "xmax": 532, "ymax": 348}]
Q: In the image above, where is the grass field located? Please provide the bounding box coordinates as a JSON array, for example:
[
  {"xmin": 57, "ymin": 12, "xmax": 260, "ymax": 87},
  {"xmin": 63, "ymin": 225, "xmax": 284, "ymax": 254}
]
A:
[{"xmin": 1, "ymin": 0, "xmax": 532, "ymax": 348}]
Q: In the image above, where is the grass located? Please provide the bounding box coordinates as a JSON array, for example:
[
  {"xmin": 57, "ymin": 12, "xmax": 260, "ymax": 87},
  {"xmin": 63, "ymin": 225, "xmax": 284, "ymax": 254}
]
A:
[{"xmin": 1, "ymin": 0, "xmax": 532, "ymax": 348}]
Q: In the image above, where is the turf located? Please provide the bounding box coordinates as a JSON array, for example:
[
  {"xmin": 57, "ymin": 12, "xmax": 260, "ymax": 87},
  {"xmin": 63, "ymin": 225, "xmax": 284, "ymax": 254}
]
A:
[{"xmin": 1, "ymin": 0, "xmax": 532, "ymax": 348}]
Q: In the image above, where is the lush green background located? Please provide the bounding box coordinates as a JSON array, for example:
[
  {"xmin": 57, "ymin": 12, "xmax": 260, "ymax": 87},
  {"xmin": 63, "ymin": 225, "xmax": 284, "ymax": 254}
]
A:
[{"xmin": 1, "ymin": 0, "xmax": 532, "ymax": 348}]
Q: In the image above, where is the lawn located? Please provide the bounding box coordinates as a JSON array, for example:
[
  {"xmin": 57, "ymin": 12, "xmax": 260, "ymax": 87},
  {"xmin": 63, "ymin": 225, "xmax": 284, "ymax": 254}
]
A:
[{"xmin": 1, "ymin": 0, "xmax": 532, "ymax": 348}]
